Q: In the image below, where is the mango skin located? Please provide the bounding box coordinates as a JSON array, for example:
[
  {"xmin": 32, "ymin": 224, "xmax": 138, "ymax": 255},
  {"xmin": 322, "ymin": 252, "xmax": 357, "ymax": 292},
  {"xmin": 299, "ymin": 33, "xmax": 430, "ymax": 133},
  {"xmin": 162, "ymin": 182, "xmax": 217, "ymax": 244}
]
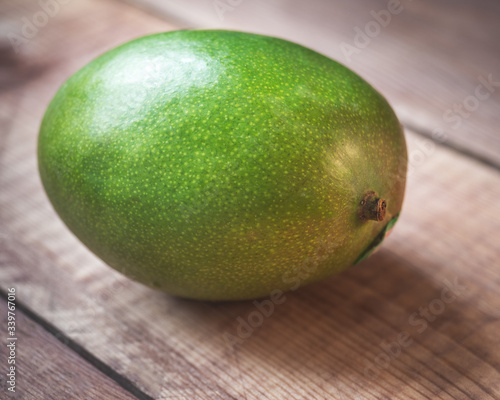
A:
[{"xmin": 38, "ymin": 30, "xmax": 407, "ymax": 301}]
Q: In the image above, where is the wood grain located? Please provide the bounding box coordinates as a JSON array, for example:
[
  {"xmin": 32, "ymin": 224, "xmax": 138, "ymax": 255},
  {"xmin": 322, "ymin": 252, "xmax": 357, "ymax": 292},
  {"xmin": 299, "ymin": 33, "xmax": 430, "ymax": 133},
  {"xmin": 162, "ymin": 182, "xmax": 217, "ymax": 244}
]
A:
[
  {"xmin": 1, "ymin": 0, "xmax": 500, "ymax": 399},
  {"xmin": 123, "ymin": 0, "xmax": 500, "ymax": 168},
  {"xmin": 2, "ymin": 130, "xmax": 500, "ymax": 400},
  {"xmin": 0, "ymin": 298, "xmax": 141, "ymax": 399}
]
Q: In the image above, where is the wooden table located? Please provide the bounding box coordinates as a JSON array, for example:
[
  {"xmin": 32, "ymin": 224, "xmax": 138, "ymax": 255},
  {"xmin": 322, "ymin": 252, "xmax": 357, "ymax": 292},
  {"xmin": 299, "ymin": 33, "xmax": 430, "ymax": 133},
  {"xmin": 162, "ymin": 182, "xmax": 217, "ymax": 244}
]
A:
[{"xmin": 1, "ymin": 0, "xmax": 499, "ymax": 398}]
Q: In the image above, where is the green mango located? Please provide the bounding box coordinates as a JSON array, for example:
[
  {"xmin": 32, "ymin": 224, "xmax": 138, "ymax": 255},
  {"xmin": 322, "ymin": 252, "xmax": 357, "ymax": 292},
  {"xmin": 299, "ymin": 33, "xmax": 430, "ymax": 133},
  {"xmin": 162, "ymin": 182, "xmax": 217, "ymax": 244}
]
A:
[{"xmin": 38, "ymin": 30, "xmax": 407, "ymax": 301}]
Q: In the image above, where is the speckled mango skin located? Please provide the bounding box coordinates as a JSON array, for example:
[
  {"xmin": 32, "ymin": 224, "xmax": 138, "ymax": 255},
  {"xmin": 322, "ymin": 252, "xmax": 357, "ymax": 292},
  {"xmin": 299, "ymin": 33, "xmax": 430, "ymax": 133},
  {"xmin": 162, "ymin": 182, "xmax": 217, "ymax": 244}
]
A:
[{"xmin": 38, "ymin": 30, "xmax": 407, "ymax": 301}]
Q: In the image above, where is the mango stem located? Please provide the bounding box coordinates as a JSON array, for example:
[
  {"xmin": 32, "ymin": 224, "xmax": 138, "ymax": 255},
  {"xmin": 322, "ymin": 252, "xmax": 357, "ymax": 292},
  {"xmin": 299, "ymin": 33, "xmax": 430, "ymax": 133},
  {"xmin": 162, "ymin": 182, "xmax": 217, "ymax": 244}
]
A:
[{"xmin": 359, "ymin": 191, "xmax": 386, "ymax": 222}]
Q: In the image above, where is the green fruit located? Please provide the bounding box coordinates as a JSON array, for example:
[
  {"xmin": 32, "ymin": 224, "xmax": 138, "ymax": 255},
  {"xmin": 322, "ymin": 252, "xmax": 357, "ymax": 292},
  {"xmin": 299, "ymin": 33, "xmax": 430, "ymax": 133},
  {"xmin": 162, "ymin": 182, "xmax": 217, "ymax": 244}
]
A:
[{"xmin": 38, "ymin": 30, "xmax": 407, "ymax": 301}]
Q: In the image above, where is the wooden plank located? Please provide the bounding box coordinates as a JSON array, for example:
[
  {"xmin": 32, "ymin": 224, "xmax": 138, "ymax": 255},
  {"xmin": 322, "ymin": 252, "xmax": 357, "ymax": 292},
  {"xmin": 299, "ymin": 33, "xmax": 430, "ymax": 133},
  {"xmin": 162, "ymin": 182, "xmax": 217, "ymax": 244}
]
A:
[
  {"xmin": 0, "ymin": 297, "xmax": 140, "ymax": 399},
  {"xmin": 1, "ymin": 0, "xmax": 500, "ymax": 399},
  {"xmin": 123, "ymin": 0, "xmax": 500, "ymax": 168}
]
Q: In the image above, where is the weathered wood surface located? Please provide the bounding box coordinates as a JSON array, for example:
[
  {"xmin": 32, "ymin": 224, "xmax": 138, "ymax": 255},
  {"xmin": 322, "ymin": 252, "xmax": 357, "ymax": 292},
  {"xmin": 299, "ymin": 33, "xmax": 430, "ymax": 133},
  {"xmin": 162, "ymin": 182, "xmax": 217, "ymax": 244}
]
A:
[
  {"xmin": 0, "ymin": 298, "xmax": 141, "ymax": 399},
  {"xmin": 4, "ymin": 127, "xmax": 500, "ymax": 400},
  {"xmin": 126, "ymin": 0, "xmax": 500, "ymax": 168},
  {"xmin": 1, "ymin": 0, "xmax": 500, "ymax": 399}
]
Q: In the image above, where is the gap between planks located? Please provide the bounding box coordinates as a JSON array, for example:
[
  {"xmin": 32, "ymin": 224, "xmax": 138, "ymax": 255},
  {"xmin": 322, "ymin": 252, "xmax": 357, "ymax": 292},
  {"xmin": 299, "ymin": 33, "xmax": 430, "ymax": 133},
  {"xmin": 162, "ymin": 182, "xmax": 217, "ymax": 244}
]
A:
[{"xmin": 0, "ymin": 293, "xmax": 146, "ymax": 400}]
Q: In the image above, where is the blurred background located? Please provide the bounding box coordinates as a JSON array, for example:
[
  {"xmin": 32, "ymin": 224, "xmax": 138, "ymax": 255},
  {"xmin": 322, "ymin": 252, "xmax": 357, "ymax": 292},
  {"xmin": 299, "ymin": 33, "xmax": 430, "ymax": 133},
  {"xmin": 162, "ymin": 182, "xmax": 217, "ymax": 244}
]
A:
[
  {"xmin": 1, "ymin": 1, "xmax": 500, "ymax": 399},
  {"xmin": 1, "ymin": 0, "xmax": 499, "ymax": 166}
]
